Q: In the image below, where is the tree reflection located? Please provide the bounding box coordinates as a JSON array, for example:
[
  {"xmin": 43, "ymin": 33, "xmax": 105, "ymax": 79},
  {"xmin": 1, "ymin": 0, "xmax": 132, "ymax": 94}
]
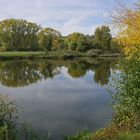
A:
[
  {"xmin": 0, "ymin": 59, "xmax": 118, "ymax": 87},
  {"xmin": 38, "ymin": 62, "xmax": 60, "ymax": 79},
  {"xmin": 67, "ymin": 61, "xmax": 87, "ymax": 78},
  {"xmin": 93, "ymin": 61, "xmax": 111, "ymax": 86},
  {"xmin": 0, "ymin": 61, "xmax": 59, "ymax": 87}
]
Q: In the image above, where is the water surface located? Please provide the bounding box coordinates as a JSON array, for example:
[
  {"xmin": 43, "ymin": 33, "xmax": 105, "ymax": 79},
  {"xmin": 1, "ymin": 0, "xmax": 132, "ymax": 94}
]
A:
[{"xmin": 0, "ymin": 58, "xmax": 118, "ymax": 140}]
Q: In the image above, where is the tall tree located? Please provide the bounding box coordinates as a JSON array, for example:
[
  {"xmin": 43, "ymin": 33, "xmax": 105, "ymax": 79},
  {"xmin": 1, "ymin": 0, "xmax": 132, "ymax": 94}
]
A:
[
  {"xmin": 113, "ymin": 2, "xmax": 140, "ymax": 57},
  {"xmin": 65, "ymin": 33, "xmax": 87, "ymax": 52},
  {"xmin": 38, "ymin": 28, "xmax": 62, "ymax": 51},
  {"xmin": 0, "ymin": 19, "xmax": 41, "ymax": 51},
  {"xmin": 94, "ymin": 26, "xmax": 112, "ymax": 50}
]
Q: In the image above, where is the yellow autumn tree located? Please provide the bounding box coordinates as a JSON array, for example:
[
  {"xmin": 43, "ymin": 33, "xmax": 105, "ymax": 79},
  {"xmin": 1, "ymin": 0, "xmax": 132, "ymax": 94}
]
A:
[{"xmin": 113, "ymin": 2, "xmax": 140, "ymax": 57}]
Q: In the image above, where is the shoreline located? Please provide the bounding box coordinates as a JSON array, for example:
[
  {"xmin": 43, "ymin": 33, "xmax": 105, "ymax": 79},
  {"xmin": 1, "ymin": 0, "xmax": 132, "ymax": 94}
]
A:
[{"xmin": 0, "ymin": 51, "xmax": 121, "ymax": 60}]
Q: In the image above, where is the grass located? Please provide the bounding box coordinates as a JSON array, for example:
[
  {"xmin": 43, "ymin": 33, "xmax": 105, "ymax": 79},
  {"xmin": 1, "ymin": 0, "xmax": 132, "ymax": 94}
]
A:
[
  {"xmin": 46, "ymin": 51, "xmax": 87, "ymax": 58},
  {"xmin": 64, "ymin": 128, "xmax": 140, "ymax": 140},
  {"xmin": 113, "ymin": 132, "xmax": 140, "ymax": 140},
  {"xmin": 0, "ymin": 51, "xmax": 85, "ymax": 59},
  {"xmin": 89, "ymin": 125, "xmax": 140, "ymax": 140},
  {"xmin": 0, "ymin": 51, "xmax": 120, "ymax": 60},
  {"xmin": 64, "ymin": 129, "xmax": 90, "ymax": 140},
  {"xmin": 65, "ymin": 124, "xmax": 140, "ymax": 140},
  {"xmin": 0, "ymin": 51, "xmax": 45, "ymax": 59}
]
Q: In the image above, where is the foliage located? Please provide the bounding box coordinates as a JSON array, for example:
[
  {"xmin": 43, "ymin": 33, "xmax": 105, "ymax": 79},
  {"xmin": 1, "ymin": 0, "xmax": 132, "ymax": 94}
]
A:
[
  {"xmin": 86, "ymin": 2, "xmax": 140, "ymax": 139},
  {"xmin": 0, "ymin": 19, "xmax": 120, "ymax": 53},
  {"xmin": 38, "ymin": 28, "xmax": 63, "ymax": 51},
  {"xmin": 112, "ymin": 54, "xmax": 140, "ymax": 131},
  {"xmin": 0, "ymin": 51, "xmax": 44, "ymax": 59},
  {"xmin": 0, "ymin": 94, "xmax": 17, "ymax": 140},
  {"xmin": 113, "ymin": 132, "xmax": 140, "ymax": 140},
  {"xmin": 16, "ymin": 123, "xmax": 50, "ymax": 140},
  {"xmin": 85, "ymin": 35, "xmax": 94, "ymax": 50},
  {"xmin": 111, "ymin": 1, "xmax": 140, "ymax": 131},
  {"xmin": 86, "ymin": 49, "xmax": 102, "ymax": 57},
  {"xmin": 0, "ymin": 95, "xmax": 17, "ymax": 127},
  {"xmin": 91, "ymin": 128, "xmax": 140, "ymax": 140},
  {"xmin": 0, "ymin": 19, "xmax": 41, "ymax": 51},
  {"xmin": 113, "ymin": 2, "xmax": 140, "ymax": 56},
  {"xmin": 110, "ymin": 38, "xmax": 121, "ymax": 53},
  {"xmin": 93, "ymin": 26, "xmax": 112, "ymax": 50},
  {"xmin": 65, "ymin": 33, "xmax": 88, "ymax": 52},
  {"xmin": 64, "ymin": 129, "xmax": 90, "ymax": 140},
  {"xmin": 0, "ymin": 94, "xmax": 50, "ymax": 140}
]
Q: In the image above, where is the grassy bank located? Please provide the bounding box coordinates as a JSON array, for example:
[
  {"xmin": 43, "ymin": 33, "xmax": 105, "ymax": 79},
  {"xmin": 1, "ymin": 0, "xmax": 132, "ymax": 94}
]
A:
[
  {"xmin": 0, "ymin": 51, "xmax": 120, "ymax": 60},
  {"xmin": 89, "ymin": 127, "xmax": 140, "ymax": 140},
  {"xmin": 0, "ymin": 51, "xmax": 45, "ymax": 59},
  {"xmin": 92, "ymin": 131, "xmax": 140, "ymax": 140},
  {"xmin": 65, "ymin": 128, "xmax": 140, "ymax": 140}
]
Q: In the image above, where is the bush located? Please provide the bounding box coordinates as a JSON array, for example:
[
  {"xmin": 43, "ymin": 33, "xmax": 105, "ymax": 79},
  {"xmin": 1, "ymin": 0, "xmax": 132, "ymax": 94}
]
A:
[
  {"xmin": 0, "ymin": 94, "xmax": 17, "ymax": 140},
  {"xmin": 87, "ymin": 49, "xmax": 102, "ymax": 57}
]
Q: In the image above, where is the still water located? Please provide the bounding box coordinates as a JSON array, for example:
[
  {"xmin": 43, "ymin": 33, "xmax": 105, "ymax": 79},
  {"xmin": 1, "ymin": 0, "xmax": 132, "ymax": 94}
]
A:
[{"xmin": 0, "ymin": 58, "xmax": 118, "ymax": 139}]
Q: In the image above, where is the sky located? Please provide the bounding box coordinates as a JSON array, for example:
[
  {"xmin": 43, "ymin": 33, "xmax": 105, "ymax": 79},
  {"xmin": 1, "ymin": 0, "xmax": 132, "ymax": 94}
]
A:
[{"xmin": 0, "ymin": 0, "xmax": 137, "ymax": 35}]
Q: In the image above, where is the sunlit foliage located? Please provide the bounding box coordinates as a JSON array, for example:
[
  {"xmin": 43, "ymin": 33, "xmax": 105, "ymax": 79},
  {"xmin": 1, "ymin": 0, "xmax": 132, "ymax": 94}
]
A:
[
  {"xmin": 38, "ymin": 28, "xmax": 63, "ymax": 51},
  {"xmin": 114, "ymin": 2, "xmax": 140, "ymax": 57},
  {"xmin": 0, "ymin": 18, "xmax": 119, "ymax": 53},
  {"xmin": 0, "ymin": 19, "xmax": 40, "ymax": 51},
  {"xmin": 65, "ymin": 33, "xmax": 88, "ymax": 52},
  {"xmin": 93, "ymin": 26, "xmax": 112, "ymax": 51},
  {"xmin": 111, "ymin": 0, "xmax": 140, "ymax": 132}
]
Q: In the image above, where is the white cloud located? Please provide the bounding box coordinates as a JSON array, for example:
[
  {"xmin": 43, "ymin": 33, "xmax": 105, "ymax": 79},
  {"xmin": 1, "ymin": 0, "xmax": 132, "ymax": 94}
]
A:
[{"xmin": 0, "ymin": 0, "xmax": 136, "ymax": 35}]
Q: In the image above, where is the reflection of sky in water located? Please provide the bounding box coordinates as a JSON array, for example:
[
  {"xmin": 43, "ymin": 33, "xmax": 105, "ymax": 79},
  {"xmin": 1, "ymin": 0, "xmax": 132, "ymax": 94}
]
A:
[{"xmin": 0, "ymin": 67, "xmax": 112, "ymax": 140}]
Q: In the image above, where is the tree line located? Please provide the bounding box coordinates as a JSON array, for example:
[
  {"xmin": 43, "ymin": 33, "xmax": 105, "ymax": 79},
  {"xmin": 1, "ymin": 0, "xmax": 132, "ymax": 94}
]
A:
[{"xmin": 0, "ymin": 19, "xmax": 120, "ymax": 52}]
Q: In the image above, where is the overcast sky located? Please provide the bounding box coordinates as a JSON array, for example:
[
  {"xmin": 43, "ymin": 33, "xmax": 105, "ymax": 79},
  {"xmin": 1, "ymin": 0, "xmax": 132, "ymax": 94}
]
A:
[{"xmin": 0, "ymin": 0, "xmax": 137, "ymax": 35}]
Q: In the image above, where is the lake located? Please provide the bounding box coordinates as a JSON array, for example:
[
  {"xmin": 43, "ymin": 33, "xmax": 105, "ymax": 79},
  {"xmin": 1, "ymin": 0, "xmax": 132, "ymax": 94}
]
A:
[{"xmin": 0, "ymin": 58, "xmax": 118, "ymax": 140}]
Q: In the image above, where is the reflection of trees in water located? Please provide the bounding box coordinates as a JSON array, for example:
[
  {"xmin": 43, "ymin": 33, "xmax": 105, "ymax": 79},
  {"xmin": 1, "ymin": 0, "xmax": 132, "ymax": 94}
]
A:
[
  {"xmin": 38, "ymin": 62, "xmax": 60, "ymax": 79},
  {"xmin": 93, "ymin": 61, "xmax": 111, "ymax": 86},
  {"xmin": 0, "ymin": 61, "xmax": 59, "ymax": 87},
  {"xmin": 92, "ymin": 59, "xmax": 118, "ymax": 86},
  {"xmin": 67, "ymin": 61, "xmax": 87, "ymax": 78},
  {"xmin": 0, "ymin": 62, "xmax": 41, "ymax": 87},
  {"xmin": 67, "ymin": 59, "xmax": 118, "ymax": 86},
  {"xmin": 0, "ymin": 59, "xmax": 118, "ymax": 87}
]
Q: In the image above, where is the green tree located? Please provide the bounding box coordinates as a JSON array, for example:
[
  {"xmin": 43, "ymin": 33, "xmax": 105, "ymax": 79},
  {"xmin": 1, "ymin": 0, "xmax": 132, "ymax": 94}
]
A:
[
  {"xmin": 111, "ymin": 38, "xmax": 121, "ymax": 53},
  {"xmin": 85, "ymin": 35, "xmax": 95, "ymax": 50},
  {"xmin": 112, "ymin": 53, "xmax": 140, "ymax": 130},
  {"xmin": 111, "ymin": 1, "xmax": 140, "ymax": 129},
  {"xmin": 93, "ymin": 26, "xmax": 112, "ymax": 51},
  {"xmin": 0, "ymin": 19, "xmax": 41, "ymax": 51},
  {"xmin": 65, "ymin": 33, "xmax": 87, "ymax": 52},
  {"xmin": 38, "ymin": 28, "xmax": 62, "ymax": 51}
]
